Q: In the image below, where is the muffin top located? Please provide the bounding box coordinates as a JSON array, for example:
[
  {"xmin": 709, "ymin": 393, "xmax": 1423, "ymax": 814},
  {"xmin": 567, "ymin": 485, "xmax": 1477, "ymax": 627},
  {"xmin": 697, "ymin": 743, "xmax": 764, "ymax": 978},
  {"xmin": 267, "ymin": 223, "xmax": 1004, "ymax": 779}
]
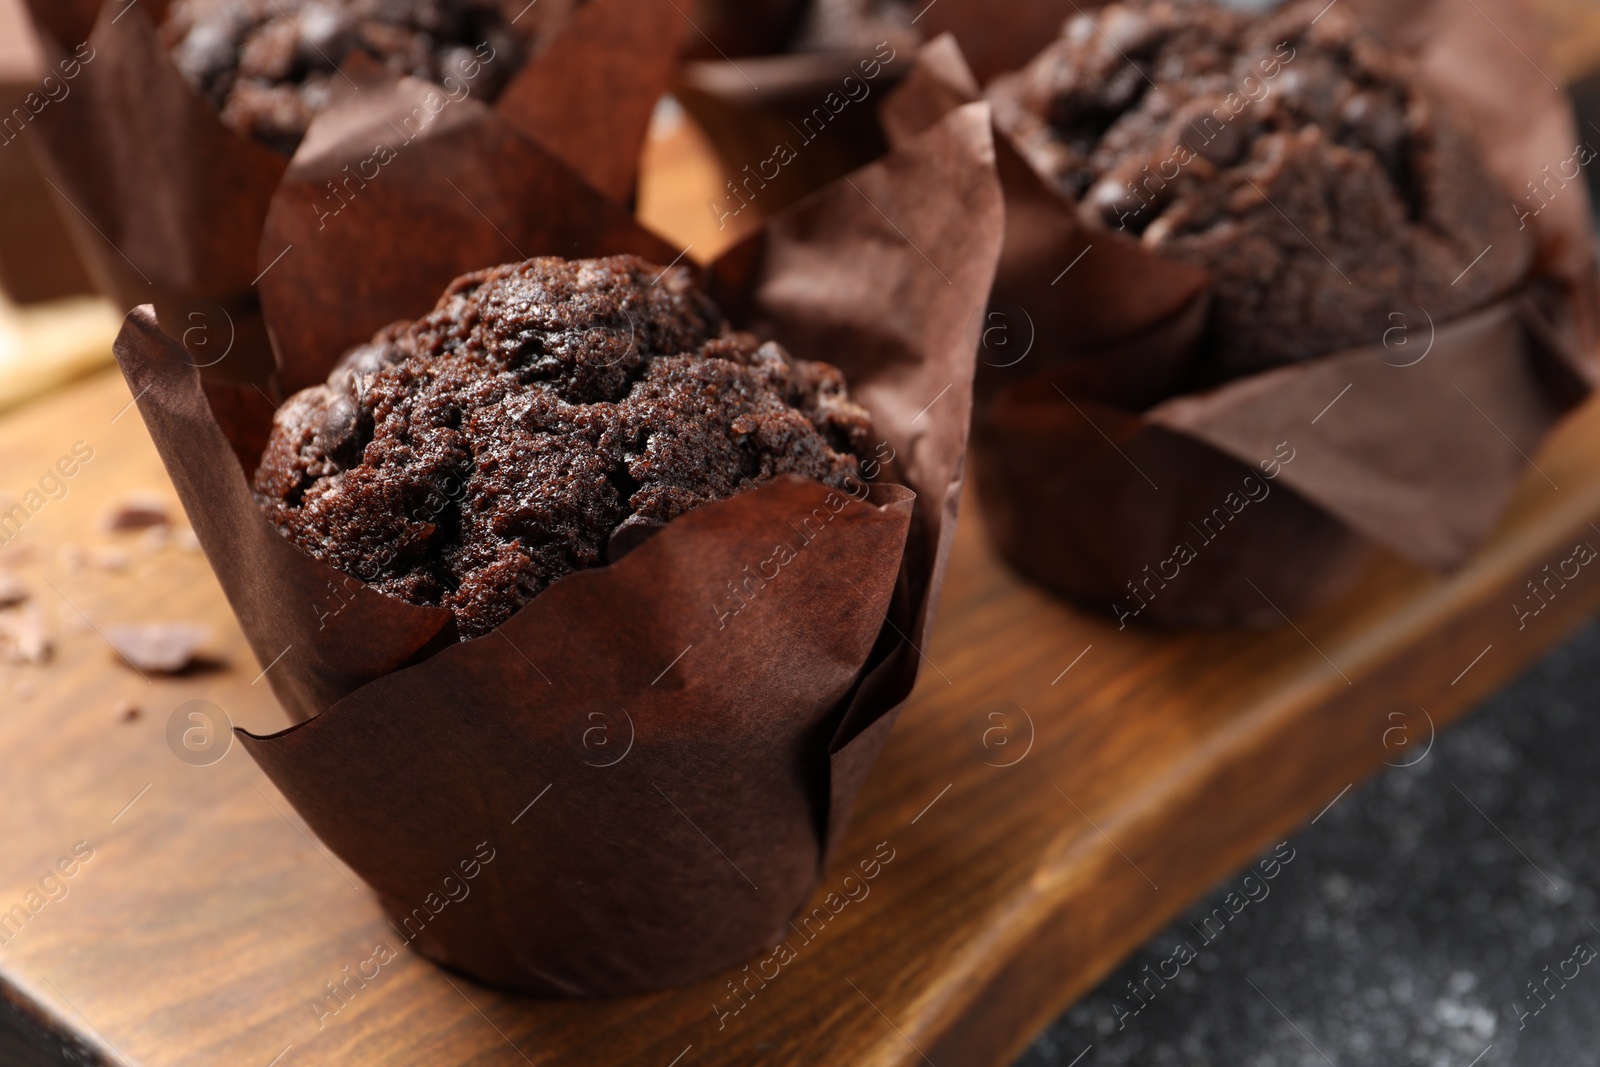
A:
[
  {"xmin": 988, "ymin": 0, "xmax": 1529, "ymax": 379},
  {"xmin": 254, "ymin": 255, "xmax": 873, "ymax": 638},
  {"xmin": 161, "ymin": 0, "xmax": 528, "ymax": 155}
]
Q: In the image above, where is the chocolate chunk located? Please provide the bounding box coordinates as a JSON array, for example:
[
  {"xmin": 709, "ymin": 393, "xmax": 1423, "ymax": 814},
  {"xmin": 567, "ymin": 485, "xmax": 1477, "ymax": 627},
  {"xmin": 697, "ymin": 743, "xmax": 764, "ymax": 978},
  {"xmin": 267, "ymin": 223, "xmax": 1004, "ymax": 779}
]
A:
[{"xmin": 254, "ymin": 255, "xmax": 874, "ymax": 639}]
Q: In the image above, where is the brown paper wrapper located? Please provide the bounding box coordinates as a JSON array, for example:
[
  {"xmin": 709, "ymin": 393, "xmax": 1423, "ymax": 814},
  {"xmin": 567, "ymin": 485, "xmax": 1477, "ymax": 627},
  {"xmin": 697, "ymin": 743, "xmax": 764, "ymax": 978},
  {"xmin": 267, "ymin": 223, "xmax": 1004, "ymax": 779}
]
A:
[
  {"xmin": 684, "ymin": 0, "xmax": 1082, "ymax": 81},
  {"xmin": 21, "ymin": 0, "xmax": 685, "ymax": 385},
  {"xmin": 675, "ymin": 0, "xmax": 1095, "ymax": 222},
  {"xmin": 111, "ymin": 40, "xmax": 1002, "ymax": 994},
  {"xmin": 887, "ymin": 2, "xmax": 1599, "ymax": 626},
  {"xmin": 675, "ymin": 48, "xmax": 903, "ymax": 225}
]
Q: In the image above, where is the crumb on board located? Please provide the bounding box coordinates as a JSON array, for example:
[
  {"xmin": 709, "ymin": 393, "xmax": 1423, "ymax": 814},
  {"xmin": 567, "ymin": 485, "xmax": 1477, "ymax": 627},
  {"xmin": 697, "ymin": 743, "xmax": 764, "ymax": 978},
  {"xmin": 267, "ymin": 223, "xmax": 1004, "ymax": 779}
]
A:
[
  {"xmin": 102, "ymin": 496, "xmax": 172, "ymax": 533},
  {"xmin": 103, "ymin": 622, "xmax": 213, "ymax": 674},
  {"xmin": 0, "ymin": 608, "xmax": 52, "ymax": 665},
  {"xmin": 0, "ymin": 570, "xmax": 28, "ymax": 608}
]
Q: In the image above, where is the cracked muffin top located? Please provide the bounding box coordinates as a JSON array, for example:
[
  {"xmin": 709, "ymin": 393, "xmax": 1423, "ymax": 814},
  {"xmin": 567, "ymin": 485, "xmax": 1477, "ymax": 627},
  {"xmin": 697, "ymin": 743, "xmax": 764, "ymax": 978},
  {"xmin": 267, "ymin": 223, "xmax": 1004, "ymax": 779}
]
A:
[
  {"xmin": 160, "ymin": 0, "xmax": 534, "ymax": 154},
  {"xmin": 988, "ymin": 0, "xmax": 1529, "ymax": 379},
  {"xmin": 253, "ymin": 255, "xmax": 873, "ymax": 638}
]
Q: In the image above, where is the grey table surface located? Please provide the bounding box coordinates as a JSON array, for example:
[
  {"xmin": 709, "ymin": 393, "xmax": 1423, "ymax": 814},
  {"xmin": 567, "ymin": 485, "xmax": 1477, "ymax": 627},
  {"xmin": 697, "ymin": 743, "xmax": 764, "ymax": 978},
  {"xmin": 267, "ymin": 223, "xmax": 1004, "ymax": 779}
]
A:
[{"xmin": 1019, "ymin": 617, "xmax": 1600, "ymax": 1067}]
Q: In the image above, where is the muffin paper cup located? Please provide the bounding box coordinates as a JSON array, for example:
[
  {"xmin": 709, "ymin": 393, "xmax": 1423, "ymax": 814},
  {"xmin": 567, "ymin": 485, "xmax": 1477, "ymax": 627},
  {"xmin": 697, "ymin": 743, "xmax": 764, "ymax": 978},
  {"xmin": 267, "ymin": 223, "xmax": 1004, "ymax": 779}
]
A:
[
  {"xmin": 886, "ymin": 3, "xmax": 1599, "ymax": 627},
  {"xmin": 682, "ymin": 0, "xmax": 1067, "ymax": 76},
  {"xmin": 255, "ymin": 64, "xmax": 683, "ymax": 396},
  {"xmin": 675, "ymin": 48, "xmax": 906, "ymax": 226},
  {"xmin": 675, "ymin": 0, "xmax": 1098, "ymax": 223},
  {"xmin": 110, "ymin": 39, "xmax": 1002, "ymax": 994},
  {"xmin": 681, "ymin": 0, "xmax": 808, "ymax": 60},
  {"xmin": 21, "ymin": 0, "xmax": 685, "ymax": 385}
]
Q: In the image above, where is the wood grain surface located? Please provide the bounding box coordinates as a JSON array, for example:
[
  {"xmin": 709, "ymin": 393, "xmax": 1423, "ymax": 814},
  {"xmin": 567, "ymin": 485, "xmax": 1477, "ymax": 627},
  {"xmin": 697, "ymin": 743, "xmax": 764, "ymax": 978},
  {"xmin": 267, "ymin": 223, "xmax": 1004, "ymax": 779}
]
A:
[
  {"xmin": 2, "ymin": 12, "xmax": 1600, "ymax": 1067},
  {"xmin": 1, "ymin": 355, "xmax": 1600, "ymax": 1067}
]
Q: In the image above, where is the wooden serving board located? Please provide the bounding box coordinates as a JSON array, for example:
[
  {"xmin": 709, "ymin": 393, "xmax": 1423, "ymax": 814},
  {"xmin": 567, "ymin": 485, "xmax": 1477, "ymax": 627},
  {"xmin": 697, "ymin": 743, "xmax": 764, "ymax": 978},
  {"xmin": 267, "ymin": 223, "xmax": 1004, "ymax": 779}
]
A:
[
  {"xmin": 4, "ymin": 16, "xmax": 1600, "ymax": 1064},
  {"xmin": 3, "ymin": 355, "xmax": 1600, "ymax": 1067}
]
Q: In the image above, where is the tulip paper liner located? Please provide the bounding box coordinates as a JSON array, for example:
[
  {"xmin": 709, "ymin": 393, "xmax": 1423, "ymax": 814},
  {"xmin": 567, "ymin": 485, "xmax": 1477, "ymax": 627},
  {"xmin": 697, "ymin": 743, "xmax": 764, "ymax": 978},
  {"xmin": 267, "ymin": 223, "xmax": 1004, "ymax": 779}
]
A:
[
  {"xmin": 675, "ymin": 0, "xmax": 1106, "ymax": 227},
  {"xmin": 23, "ymin": 0, "xmax": 684, "ymax": 385},
  {"xmin": 686, "ymin": 0, "xmax": 1097, "ymax": 83},
  {"xmin": 883, "ymin": 2, "xmax": 1600, "ymax": 627},
  {"xmin": 110, "ymin": 45, "xmax": 1002, "ymax": 993}
]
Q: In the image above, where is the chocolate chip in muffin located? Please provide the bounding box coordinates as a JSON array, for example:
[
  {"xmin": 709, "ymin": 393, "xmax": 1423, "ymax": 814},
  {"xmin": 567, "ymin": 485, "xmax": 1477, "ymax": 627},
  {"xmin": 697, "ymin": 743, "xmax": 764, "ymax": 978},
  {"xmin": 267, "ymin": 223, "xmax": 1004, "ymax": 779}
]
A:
[
  {"xmin": 254, "ymin": 255, "xmax": 874, "ymax": 638},
  {"xmin": 160, "ymin": 0, "xmax": 530, "ymax": 155},
  {"xmin": 988, "ymin": 0, "xmax": 1531, "ymax": 379}
]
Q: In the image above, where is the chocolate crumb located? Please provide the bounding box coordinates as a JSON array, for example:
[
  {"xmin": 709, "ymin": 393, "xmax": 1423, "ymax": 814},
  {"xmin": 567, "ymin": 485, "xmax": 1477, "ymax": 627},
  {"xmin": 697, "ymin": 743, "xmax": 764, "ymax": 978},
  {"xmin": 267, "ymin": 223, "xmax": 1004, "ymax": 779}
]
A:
[
  {"xmin": 103, "ymin": 496, "xmax": 172, "ymax": 533},
  {"xmin": 0, "ymin": 608, "xmax": 52, "ymax": 665},
  {"xmin": 104, "ymin": 622, "xmax": 213, "ymax": 674},
  {"xmin": 0, "ymin": 570, "xmax": 28, "ymax": 609},
  {"xmin": 114, "ymin": 700, "xmax": 142, "ymax": 722}
]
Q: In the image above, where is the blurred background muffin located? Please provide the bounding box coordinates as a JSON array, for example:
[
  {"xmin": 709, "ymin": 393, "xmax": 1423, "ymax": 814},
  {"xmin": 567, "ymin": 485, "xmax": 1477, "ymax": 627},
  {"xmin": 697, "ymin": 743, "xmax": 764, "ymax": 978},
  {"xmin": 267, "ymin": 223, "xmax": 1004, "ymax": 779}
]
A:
[
  {"xmin": 988, "ymin": 0, "xmax": 1530, "ymax": 380},
  {"xmin": 158, "ymin": 0, "xmax": 574, "ymax": 154}
]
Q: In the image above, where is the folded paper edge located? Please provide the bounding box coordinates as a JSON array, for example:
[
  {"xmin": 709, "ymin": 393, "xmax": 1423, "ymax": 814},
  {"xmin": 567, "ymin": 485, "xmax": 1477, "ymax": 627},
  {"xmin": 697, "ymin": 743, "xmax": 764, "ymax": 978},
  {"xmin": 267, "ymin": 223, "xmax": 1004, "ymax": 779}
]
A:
[
  {"xmin": 113, "ymin": 305, "xmax": 459, "ymax": 721},
  {"xmin": 1141, "ymin": 295, "xmax": 1592, "ymax": 570},
  {"xmin": 493, "ymin": 0, "xmax": 689, "ymax": 203},
  {"xmin": 236, "ymin": 478, "xmax": 920, "ymax": 744}
]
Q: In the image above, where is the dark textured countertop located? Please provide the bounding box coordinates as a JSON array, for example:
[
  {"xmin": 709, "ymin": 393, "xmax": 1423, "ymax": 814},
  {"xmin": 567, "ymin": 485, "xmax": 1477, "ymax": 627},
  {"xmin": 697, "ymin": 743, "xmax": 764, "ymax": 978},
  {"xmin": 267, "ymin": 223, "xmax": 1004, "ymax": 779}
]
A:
[{"xmin": 1018, "ymin": 618, "xmax": 1600, "ymax": 1067}]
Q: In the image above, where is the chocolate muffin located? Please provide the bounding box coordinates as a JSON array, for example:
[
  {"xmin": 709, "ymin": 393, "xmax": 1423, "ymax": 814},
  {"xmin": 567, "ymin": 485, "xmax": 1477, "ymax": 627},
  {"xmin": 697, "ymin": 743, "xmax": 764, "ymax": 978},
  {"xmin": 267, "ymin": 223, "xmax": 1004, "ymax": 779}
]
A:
[
  {"xmin": 160, "ymin": 0, "xmax": 533, "ymax": 155},
  {"xmin": 254, "ymin": 255, "xmax": 874, "ymax": 638},
  {"xmin": 988, "ymin": 0, "xmax": 1530, "ymax": 378}
]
